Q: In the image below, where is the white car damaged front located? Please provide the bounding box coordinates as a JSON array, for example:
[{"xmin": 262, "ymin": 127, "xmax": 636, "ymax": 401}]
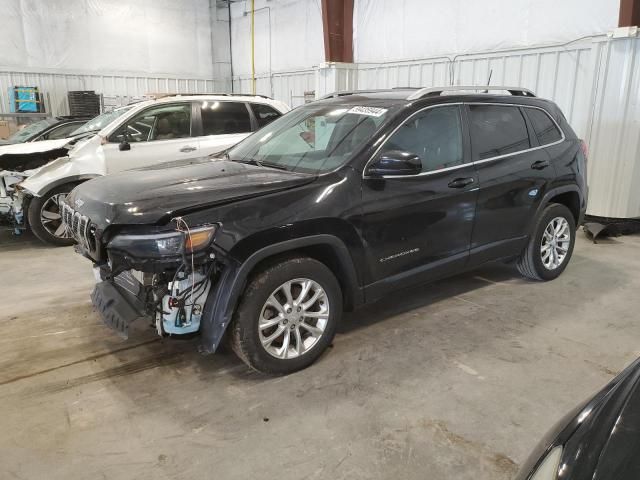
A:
[
  {"xmin": 0, "ymin": 104, "xmax": 137, "ymax": 244},
  {"xmin": 0, "ymin": 137, "xmax": 79, "ymax": 235}
]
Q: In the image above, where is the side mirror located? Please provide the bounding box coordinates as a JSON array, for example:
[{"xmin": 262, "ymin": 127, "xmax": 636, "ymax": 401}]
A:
[
  {"xmin": 118, "ymin": 140, "xmax": 131, "ymax": 151},
  {"xmin": 366, "ymin": 150, "xmax": 422, "ymax": 177}
]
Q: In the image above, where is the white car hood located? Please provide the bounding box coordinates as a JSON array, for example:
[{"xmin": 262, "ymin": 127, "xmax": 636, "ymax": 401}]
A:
[{"xmin": 0, "ymin": 138, "xmax": 72, "ymax": 157}]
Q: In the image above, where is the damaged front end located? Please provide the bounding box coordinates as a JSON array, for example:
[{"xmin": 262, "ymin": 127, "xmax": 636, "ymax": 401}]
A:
[
  {"xmin": 0, "ymin": 171, "xmax": 28, "ymax": 234},
  {"xmin": 62, "ymin": 199, "xmax": 232, "ymax": 349},
  {"xmin": 0, "ymin": 142, "xmax": 72, "ymax": 234}
]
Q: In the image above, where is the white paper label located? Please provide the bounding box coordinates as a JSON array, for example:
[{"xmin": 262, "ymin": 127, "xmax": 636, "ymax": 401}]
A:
[{"xmin": 347, "ymin": 106, "xmax": 388, "ymax": 117}]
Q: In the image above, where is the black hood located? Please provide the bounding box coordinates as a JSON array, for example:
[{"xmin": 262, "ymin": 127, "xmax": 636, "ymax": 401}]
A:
[
  {"xmin": 0, "ymin": 148, "xmax": 70, "ymax": 172},
  {"xmin": 517, "ymin": 357, "xmax": 640, "ymax": 480},
  {"xmin": 67, "ymin": 157, "xmax": 316, "ymax": 229}
]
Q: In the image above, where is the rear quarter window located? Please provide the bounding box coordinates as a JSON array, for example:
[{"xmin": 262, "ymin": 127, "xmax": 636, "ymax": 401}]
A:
[
  {"xmin": 468, "ymin": 105, "xmax": 531, "ymax": 160},
  {"xmin": 525, "ymin": 107, "xmax": 563, "ymax": 145},
  {"xmin": 250, "ymin": 103, "xmax": 282, "ymax": 128}
]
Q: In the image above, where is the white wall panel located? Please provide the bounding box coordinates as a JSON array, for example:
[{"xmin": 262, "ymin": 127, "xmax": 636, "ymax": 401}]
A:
[
  {"xmin": 586, "ymin": 38, "xmax": 640, "ymax": 219},
  {"xmin": 230, "ymin": 0, "xmax": 323, "ymax": 77},
  {"xmin": 354, "ymin": 0, "xmax": 619, "ymax": 63},
  {"xmin": 0, "ymin": 0, "xmax": 214, "ymax": 77}
]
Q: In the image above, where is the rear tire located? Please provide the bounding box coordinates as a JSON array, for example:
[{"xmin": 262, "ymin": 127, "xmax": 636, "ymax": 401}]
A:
[
  {"xmin": 230, "ymin": 256, "xmax": 342, "ymax": 375},
  {"xmin": 517, "ymin": 203, "xmax": 576, "ymax": 281},
  {"xmin": 28, "ymin": 183, "xmax": 78, "ymax": 246}
]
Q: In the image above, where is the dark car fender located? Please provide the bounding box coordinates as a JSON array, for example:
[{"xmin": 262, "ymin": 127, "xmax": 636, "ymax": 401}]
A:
[
  {"xmin": 525, "ymin": 184, "xmax": 586, "ymax": 236},
  {"xmin": 198, "ymin": 234, "xmax": 362, "ymax": 354}
]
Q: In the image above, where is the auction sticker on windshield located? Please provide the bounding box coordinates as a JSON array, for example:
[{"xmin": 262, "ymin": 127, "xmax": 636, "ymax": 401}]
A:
[{"xmin": 347, "ymin": 106, "xmax": 388, "ymax": 117}]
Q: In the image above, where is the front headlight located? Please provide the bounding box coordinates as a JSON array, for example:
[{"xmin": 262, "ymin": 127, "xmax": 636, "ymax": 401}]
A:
[
  {"xmin": 529, "ymin": 446, "xmax": 563, "ymax": 480},
  {"xmin": 108, "ymin": 225, "xmax": 217, "ymax": 258}
]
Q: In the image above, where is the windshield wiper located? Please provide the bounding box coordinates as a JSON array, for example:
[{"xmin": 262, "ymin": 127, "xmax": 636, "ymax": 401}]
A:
[
  {"xmin": 258, "ymin": 160, "xmax": 290, "ymax": 170},
  {"xmin": 230, "ymin": 156, "xmax": 290, "ymax": 171}
]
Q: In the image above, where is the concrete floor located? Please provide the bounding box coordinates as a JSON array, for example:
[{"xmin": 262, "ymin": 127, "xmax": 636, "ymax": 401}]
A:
[{"xmin": 1, "ymin": 231, "xmax": 639, "ymax": 480}]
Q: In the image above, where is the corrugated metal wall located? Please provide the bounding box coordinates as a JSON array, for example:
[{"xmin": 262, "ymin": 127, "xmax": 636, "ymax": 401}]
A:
[
  {"xmin": 0, "ymin": 70, "xmax": 218, "ymax": 116},
  {"xmin": 232, "ymin": 69, "xmax": 316, "ymax": 107},
  {"xmin": 585, "ymin": 37, "xmax": 640, "ymax": 218},
  {"xmin": 357, "ymin": 40, "xmax": 597, "ymax": 139}
]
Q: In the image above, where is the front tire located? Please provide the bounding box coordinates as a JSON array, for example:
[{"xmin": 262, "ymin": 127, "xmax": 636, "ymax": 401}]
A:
[
  {"xmin": 28, "ymin": 183, "xmax": 78, "ymax": 246},
  {"xmin": 517, "ymin": 203, "xmax": 576, "ymax": 281},
  {"xmin": 230, "ymin": 256, "xmax": 342, "ymax": 374}
]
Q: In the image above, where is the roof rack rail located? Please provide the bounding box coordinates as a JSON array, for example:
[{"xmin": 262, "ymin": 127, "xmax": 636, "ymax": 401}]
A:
[
  {"xmin": 319, "ymin": 89, "xmax": 387, "ymax": 100},
  {"xmin": 161, "ymin": 92, "xmax": 273, "ymax": 100},
  {"xmin": 407, "ymin": 85, "xmax": 536, "ymax": 100}
]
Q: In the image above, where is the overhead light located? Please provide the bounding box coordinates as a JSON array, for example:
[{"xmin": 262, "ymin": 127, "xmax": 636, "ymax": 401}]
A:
[{"xmin": 211, "ymin": 102, "xmax": 220, "ymax": 110}]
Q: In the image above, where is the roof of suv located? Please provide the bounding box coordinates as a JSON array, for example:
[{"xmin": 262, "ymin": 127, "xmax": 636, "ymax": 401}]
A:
[
  {"xmin": 316, "ymin": 85, "xmax": 562, "ymax": 116},
  {"xmin": 151, "ymin": 93, "xmax": 284, "ymax": 105},
  {"xmin": 320, "ymin": 85, "xmax": 536, "ymax": 101}
]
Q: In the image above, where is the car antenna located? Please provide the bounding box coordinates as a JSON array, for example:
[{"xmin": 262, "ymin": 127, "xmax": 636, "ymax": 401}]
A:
[{"xmin": 482, "ymin": 70, "xmax": 493, "ymax": 93}]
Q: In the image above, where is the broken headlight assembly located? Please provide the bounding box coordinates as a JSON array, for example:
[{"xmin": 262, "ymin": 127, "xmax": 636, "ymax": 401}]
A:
[{"xmin": 108, "ymin": 225, "xmax": 217, "ymax": 258}]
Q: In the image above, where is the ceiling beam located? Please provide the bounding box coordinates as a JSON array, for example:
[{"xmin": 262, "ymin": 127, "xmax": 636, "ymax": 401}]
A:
[
  {"xmin": 321, "ymin": 0, "xmax": 354, "ymax": 63},
  {"xmin": 619, "ymin": 0, "xmax": 640, "ymax": 26}
]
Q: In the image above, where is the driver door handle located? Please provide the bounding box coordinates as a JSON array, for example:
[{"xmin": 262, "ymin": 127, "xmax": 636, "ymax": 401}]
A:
[
  {"xmin": 180, "ymin": 146, "xmax": 197, "ymax": 153},
  {"xmin": 531, "ymin": 159, "xmax": 550, "ymax": 170},
  {"xmin": 448, "ymin": 177, "xmax": 475, "ymax": 189}
]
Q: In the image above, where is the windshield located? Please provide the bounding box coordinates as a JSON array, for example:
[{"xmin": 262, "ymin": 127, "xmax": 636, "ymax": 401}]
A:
[
  {"xmin": 70, "ymin": 106, "xmax": 134, "ymax": 136},
  {"xmin": 226, "ymin": 104, "xmax": 393, "ymax": 174},
  {"xmin": 7, "ymin": 118, "xmax": 57, "ymax": 143}
]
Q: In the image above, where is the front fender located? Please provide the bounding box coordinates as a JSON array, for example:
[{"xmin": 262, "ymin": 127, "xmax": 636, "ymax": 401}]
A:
[
  {"xmin": 198, "ymin": 234, "xmax": 361, "ymax": 354},
  {"xmin": 19, "ymin": 135, "xmax": 105, "ymax": 197},
  {"xmin": 20, "ymin": 157, "xmax": 102, "ymax": 197}
]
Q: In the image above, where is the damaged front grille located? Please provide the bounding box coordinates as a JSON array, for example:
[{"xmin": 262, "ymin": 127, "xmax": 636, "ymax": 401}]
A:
[{"xmin": 61, "ymin": 201, "xmax": 97, "ymax": 254}]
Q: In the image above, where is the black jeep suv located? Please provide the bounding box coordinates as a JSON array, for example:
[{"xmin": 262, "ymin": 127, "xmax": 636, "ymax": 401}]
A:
[{"xmin": 63, "ymin": 86, "xmax": 587, "ymax": 374}]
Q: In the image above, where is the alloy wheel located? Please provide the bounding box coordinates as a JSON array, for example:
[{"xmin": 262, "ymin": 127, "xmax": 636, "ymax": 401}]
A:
[
  {"xmin": 258, "ymin": 278, "xmax": 330, "ymax": 359},
  {"xmin": 540, "ymin": 216, "xmax": 570, "ymax": 270},
  {"xmin": 40, "ymin": 193, "xmax": 71, "ymax": 239}
]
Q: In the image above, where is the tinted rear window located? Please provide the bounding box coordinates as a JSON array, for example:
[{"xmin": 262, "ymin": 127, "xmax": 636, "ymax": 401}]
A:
[
  {"xmin": 468, "ymin": 105, "xmax": 530, "ymax": 160},
  {"xmin": 526, "ymin": 107, "xmax": 562, "ymax": 145},
  {"xmin": 201, "ymin": 101, "xmax": 252, "ymax": 135}
]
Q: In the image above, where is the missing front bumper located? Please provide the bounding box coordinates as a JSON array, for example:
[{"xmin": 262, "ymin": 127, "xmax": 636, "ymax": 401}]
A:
[{"xmin": 90, "ymin": 280, "xmax": 146, "ymax": 339}]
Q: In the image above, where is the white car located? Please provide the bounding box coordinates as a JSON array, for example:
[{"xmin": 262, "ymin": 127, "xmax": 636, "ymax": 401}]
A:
[{"xmin": 0, "ymin": 94, "xmax": 290, "ymax": 245}]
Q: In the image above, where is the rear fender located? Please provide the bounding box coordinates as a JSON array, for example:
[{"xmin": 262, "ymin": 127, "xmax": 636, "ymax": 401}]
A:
[{"xmin": 527, "ymin": 185, "xmax": 585, "ymax": 235}]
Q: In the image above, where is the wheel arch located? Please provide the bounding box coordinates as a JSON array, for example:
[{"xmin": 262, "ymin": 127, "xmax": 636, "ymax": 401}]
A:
[
  {"xmin": 528, "ymin": 185, "xmax": 584, "ymax": 235},
  {"xmin": 29, "ymin": 174, "xmax": 100, "ymax": 198},
  {"xmin": 199, "ymin": 234, "xmax": 363, "ymax": 355}
]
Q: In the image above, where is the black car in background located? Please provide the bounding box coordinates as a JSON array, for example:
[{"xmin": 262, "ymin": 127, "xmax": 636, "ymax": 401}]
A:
[
  {"xmin": 63, "ymin": 85, "xmax": 588, "ymax": 374},
  {"xmin": 0, "ymin": 115, "xmax": 91, "ymax": 145},
  {"xmin": 516, "ymin": 357, "xmax": 640, "ymax": 480}
]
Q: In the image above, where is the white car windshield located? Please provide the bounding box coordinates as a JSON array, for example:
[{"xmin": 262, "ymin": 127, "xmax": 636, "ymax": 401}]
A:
[{"xmin": 70, "ymin": 106, "xmax": 134, "ymax": 136}]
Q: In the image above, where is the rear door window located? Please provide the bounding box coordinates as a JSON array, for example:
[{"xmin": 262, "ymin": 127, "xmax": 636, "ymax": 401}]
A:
[
  {"xmin": 525, "ymin": 107, "xmax": 563, "ymax": 145},
  {"xmin": 201, "ymin": 101, "xmax": 252, "ymax": 135},
  {"xmin": 468, "ymin": 105, "xmax": 530, "ymax": 160},
  {"xmin": 250, "ymin": 103, "xmax": 282, "ymax": 128}
]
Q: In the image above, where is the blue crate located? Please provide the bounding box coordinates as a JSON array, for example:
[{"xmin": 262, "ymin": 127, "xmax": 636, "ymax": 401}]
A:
[{"xmin": 9, "ymin": 86, "xmax": 41, "ymax": 113}]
